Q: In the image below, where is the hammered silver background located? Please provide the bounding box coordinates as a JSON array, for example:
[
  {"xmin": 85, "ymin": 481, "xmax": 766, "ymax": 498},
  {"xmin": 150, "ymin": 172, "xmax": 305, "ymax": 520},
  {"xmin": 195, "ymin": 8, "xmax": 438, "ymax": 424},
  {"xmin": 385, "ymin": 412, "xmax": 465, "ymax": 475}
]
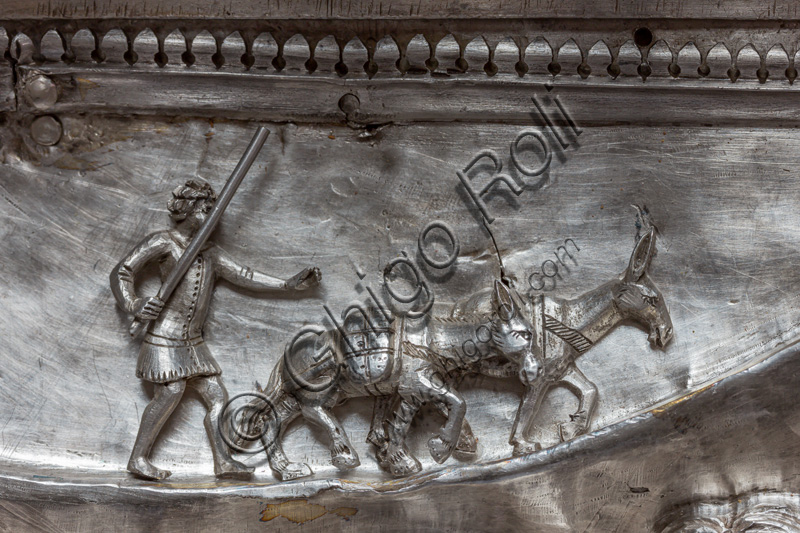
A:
[
  {"xmin": 2, "ymin": 2, "xmax": 800, "ymax": 529},
  {"xmin": 1, "ymin": 114, "xmax": 799, "ymax": 475}
]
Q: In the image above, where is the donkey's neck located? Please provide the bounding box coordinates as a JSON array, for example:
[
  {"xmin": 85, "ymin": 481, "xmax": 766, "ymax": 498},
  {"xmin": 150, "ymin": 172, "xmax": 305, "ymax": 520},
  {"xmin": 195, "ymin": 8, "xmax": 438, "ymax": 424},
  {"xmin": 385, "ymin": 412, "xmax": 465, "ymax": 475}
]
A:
[
  {"xmin": 429, "ymin": 313, "xmax": 494, "ymax": 369},
  {"xmin": 563, "ymin": 278, "xmax": 625, "ymax": 345}
]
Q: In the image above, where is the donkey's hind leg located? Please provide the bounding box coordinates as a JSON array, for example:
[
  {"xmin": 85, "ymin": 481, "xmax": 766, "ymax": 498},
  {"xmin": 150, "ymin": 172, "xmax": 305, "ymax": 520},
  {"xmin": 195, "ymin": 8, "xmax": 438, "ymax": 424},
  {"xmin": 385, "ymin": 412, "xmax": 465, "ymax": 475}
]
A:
[
  {"xmin": 557, "ymin": 364, "xmax": 598, "ymax": 442},
  {"xmin": 262, "ymin": 398, "xmax": 313, "ymax": 481},
  {"xmin": 300, "ymin": 405, "xmax": 360, "ymax": 469}
]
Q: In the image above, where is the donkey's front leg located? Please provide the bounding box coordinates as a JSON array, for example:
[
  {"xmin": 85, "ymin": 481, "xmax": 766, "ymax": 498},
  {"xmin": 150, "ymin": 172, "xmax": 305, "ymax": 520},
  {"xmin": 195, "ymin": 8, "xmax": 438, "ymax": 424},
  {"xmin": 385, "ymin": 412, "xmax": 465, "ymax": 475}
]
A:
[
  {"xmin": 426, "ymin": 385, "xmax": 466, "ymax": 464},
  {"xmin": 557, "ymin": 364, "xmax": 598, "ymax": 442},
  {"xmin": 366, "ymin": 396, "xmax": 394, "ymax": 448},
  {"xmin": 300, "ymin": 405, "xmax": 360, "ymax": 469},
  {"xmin": 509, "ymin": 380, "xmax": 550, "ymax": 456},
  {"xmin": 380, "ymin": 395, "xmax": 424, "ymax": 477},
  {"xmin": 435, "ymin": 401, "xmax": 477, "ymax": 457}
]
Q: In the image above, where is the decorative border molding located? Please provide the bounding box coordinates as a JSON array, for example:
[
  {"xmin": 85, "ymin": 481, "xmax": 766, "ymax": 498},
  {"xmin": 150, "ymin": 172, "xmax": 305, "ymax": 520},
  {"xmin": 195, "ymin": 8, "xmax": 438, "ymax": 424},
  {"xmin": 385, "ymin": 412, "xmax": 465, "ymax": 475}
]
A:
[
  {"xmin": 13, "ymin": 65, "xmax": 800, "ymax": 126},
  {"xmin": 1, "ymin": 20, "xmax": 799, "ymax": 84},
  {"xmin": 2, "ymin": 0, "xmax": 799, "ymax": 21}
]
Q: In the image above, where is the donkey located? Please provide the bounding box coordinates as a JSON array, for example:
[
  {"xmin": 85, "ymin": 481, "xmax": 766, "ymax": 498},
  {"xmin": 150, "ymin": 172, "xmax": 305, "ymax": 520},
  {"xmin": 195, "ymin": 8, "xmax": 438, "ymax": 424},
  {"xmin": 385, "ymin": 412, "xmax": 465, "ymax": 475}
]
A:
[
  {"xmin": 232, "ymin": 280, "xmax": 540, "ymax": 480},
  {"xmin": 417, "ymin": 206, "xmax": 673, "ymax": 457}
]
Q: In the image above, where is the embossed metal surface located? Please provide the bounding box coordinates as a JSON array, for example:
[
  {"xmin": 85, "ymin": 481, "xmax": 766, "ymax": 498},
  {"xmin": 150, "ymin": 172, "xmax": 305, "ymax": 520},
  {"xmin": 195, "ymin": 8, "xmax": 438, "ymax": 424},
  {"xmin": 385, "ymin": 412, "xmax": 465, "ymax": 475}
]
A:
[{"xmin": 1, "ymin": 2, "xmax": 800, "ymax": 531}]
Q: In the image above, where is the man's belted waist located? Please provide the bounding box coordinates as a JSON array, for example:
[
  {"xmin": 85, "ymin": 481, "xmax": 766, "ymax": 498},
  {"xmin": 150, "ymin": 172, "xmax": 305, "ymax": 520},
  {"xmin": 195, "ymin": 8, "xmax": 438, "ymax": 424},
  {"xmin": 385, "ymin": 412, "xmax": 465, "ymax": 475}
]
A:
[{"xmin": 143, "ymin": 333, "xmax": 204, "ymax": 348}]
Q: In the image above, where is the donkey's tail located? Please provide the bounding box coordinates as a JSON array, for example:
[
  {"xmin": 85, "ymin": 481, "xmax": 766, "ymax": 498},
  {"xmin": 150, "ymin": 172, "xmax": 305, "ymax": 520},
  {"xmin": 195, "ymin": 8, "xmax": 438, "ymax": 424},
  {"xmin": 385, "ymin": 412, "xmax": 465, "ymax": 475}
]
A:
[
  {"xmin": 234, "ymin": 360, "xmax": 310, "ymax": 480},
  {"xmin": 235, "ymin": 359, "xmax": 288, "ymax": 446}
]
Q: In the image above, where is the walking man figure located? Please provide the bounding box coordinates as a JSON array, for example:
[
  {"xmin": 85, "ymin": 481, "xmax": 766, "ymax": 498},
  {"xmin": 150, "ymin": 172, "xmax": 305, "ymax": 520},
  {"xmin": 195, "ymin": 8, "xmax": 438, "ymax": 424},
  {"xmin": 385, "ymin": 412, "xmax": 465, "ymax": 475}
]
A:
[{"xmin": 111, "ymin": 179, "xmax": 320, "ymax": 480}]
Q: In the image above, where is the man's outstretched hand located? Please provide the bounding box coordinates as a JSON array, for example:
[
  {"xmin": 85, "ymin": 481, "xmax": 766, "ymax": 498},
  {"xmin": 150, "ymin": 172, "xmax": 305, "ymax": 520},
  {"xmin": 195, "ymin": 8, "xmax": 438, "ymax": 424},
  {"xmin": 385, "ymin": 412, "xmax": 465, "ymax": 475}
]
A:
[{"xmin": 286, "ymin": 267, "xmax": 321, "ymax": 290}]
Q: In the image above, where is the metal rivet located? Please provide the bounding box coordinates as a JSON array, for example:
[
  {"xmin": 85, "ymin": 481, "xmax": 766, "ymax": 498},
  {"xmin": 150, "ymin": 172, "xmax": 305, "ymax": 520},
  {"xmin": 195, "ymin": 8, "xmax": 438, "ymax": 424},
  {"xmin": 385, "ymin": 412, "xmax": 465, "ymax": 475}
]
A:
[
  {"xmin": 338, "ymin": 93, "xmax": 360, "ymax": 116},
  {"xmin": 25, "ymin": 75, "xmax": 58, "ymax": 109},
  {"xmin": 30, "ymin": 115, "xmax": 62, "ymax": 146}
]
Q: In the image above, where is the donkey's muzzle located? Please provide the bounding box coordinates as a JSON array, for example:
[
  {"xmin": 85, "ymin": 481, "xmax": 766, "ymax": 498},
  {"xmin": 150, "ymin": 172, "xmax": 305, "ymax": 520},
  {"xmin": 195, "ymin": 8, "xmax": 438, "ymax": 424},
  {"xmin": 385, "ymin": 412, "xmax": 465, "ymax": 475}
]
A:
[{"xmin": 519, "ymin": 354, "xmax": 543, "ymax": 386}]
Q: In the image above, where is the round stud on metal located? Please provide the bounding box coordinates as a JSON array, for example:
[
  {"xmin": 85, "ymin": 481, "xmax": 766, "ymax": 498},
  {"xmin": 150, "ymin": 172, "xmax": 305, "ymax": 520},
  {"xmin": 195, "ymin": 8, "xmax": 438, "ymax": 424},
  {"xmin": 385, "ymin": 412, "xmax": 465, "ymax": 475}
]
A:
[
  {"xmin": 30, "ymin": 115, "xmax": 63, "ymax": 146},
  {"xmin": 338, "ymin": 93, "xmax": 360, "ymax": 116},
  {"xmin": 25, "ymin": 75, "xmax": 58, "ymax": 110},
  {"xmin": 633, "ymin": 27, "xmax": 654, "ymax": 47}
]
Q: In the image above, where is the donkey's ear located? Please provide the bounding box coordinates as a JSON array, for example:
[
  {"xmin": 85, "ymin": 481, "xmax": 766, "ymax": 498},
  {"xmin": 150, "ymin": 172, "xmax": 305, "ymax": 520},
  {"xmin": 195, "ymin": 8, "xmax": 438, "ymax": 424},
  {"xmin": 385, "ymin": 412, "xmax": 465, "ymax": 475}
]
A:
[
  {"xmin": 492, "ymin": 280, "xmax": 516, "ymax": 319},
  {"xmin": 626, "ymin": 227, "xmax": 656, "ymax": 281}
]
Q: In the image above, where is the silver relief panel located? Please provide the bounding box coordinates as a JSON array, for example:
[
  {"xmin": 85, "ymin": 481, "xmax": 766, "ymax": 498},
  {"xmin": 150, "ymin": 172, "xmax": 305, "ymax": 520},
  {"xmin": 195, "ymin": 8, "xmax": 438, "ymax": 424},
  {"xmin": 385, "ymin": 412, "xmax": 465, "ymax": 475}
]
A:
[{"xmin": 2, "ymin": 13, "xmax": 800, "ymax": 532}]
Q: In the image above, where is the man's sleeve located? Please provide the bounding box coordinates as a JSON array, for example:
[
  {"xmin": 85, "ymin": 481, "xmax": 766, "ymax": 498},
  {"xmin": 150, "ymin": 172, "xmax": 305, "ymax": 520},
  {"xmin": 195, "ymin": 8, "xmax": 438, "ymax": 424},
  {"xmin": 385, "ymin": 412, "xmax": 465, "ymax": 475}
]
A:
[
  {"xmin": 213, "ymin": 246, "xmax": 286, "ymax": 291},
  {"xmin": 109, "ymin": 232, "xmax": 168, "ymax": 313}
]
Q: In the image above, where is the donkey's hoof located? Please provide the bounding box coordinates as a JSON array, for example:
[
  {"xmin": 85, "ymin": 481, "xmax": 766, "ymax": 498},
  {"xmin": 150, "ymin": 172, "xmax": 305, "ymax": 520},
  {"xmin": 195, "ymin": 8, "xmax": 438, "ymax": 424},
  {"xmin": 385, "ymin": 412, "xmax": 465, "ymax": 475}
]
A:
[
  {"xmin": 278, "ymin": 462, "xmax": 313, "ymax": 481},
  {"xmin": 379, "ymin": 447, "xmax": 422, "ymax": 477},
  {"xmin": 455, "ymin": 430, "xmax": 478, "ymax": 455},
  {"xmin": 558, "ymin": 421, "xmax": 586, "ymax": 442},
  {"xmin": 453, "ymin": 449, "xmax": 478, "ymax": 461},
  {"xmin": 331, "ymin": 447, "xmax": 360, "ymax": 470},
  {"xmin": 215, "ymin": 459, "xmax": 255, "ymax": 479},
  {"xmin": 427, "ymin": 435, "xmax": 454, "ymax": 464},
  {"xmin": 512, "ymin": 440, "xmax": 541, "ymax": 456}
]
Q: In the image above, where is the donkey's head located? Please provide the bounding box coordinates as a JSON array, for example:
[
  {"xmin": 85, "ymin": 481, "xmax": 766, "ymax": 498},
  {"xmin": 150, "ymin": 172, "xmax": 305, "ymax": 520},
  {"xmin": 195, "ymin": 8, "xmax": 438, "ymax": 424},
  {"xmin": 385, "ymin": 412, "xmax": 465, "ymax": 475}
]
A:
[
  {"xmin": 489, "ymin": 280, "xmax": 542, "ymax": 385},
  {"xmin": 613, "ymin": 206, "xmax": 673, "ymax": 348}
]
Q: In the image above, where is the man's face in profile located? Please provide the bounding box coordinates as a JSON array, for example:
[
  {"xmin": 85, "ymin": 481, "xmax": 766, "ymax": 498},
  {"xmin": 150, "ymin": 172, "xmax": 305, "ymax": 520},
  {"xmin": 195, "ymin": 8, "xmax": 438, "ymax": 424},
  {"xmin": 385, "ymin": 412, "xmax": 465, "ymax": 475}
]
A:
[{"xmin": 185, "ymin": 197, "xmax": 215, "ymax": 231}]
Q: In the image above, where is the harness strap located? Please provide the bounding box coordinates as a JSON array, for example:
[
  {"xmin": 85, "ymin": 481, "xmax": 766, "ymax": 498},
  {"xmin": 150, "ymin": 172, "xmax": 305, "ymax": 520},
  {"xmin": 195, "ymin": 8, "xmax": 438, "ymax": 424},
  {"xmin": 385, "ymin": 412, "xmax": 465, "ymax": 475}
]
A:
[{"xmin": 544, "ymin": 314, "xmax": 593, "ymax": 354}]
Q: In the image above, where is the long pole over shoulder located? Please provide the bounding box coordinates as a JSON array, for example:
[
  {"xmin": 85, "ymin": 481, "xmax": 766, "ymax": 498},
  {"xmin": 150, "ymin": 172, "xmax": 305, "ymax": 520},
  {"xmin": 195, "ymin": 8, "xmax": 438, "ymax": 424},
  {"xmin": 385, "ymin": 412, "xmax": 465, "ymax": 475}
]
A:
[{"xmin": 130, "ymin": 126, "xmax": 271, "ymax": 337}]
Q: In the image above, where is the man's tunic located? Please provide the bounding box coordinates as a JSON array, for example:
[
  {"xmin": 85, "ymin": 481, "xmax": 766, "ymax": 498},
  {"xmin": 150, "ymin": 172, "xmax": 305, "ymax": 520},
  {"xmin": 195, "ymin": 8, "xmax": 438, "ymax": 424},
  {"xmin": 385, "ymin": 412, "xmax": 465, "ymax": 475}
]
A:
[{"xmin": 111, "ymin": 230, "xmax": 282, "ymax": 383}]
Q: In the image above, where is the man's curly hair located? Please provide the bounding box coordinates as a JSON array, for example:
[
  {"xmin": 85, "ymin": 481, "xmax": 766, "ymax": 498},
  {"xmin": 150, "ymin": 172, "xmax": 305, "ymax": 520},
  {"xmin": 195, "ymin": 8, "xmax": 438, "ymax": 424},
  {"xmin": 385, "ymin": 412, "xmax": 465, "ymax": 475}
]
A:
[{"xmin": 167, "ymin": 180, "xmax": 217, "ymax": 222}]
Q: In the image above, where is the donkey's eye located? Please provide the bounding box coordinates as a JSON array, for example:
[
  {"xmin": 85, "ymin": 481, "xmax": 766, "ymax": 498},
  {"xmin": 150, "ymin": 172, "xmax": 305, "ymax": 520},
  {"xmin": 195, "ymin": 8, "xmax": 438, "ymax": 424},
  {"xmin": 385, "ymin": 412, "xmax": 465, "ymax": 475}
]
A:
[
  {"xmin": 643, "ymin": 294, "xmax": 659, "ymax": 306},
  {"xmin": 513, "ymin": 330, "xmax": 532, "ymax": 341}
]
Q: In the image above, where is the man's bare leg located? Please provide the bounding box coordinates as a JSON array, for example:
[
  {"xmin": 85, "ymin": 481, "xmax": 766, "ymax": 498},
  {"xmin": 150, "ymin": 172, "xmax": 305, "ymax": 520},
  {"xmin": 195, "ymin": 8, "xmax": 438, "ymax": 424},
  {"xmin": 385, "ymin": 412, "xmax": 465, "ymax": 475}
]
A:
[
  {"xmin": 192, "ymin": 375, "xmax": 254, "ymax": 478},
  {"xmin": 128, "ymin": 380, "xmax": 187, "ymax": 480}
]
